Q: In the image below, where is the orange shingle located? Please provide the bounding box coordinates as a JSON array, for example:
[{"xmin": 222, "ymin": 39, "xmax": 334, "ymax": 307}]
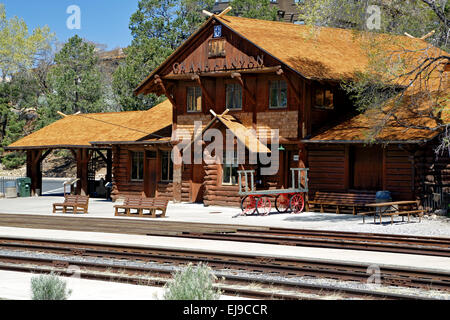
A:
[{"xmin": 8, "ymin": 100, "xmax": 173, "ymax": 149}]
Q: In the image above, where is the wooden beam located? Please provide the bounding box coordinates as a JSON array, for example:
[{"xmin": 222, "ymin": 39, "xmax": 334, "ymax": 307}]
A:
[
  {"xmin": 277, "ymin": 69, "xmax": 301, "ymax": 104},
  {"xmin": 191, "ymin": 74, "xmax": 215, "ymax": 107},
  {"xmin": 202, "ymin": 10, "xmax": 213, "ymax": 17},
  {"xmin": 218, "ymin": 6, "xmax": 232, "ymax": 18},
  {"xmin": 163, "ymin": 66, "xmax": 282, "ymax": 80},
  {"xmin": 57, "ymin": 111, "xmax": 68, "ymax": 118},
  {"xmin": 39, "ymin": 149, "xmax": 52, "ymax": 163},
  {"xmin": 231, "ymin": 73, "xmax": 256, "ymax": 106},
  {"xmin": 154, "ymin": 75, "xmax": 177, "ymax": 107}
]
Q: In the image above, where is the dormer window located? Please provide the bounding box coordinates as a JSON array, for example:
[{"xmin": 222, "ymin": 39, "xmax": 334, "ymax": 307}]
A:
[
  {"xmin": 269, "ymin": 80, "xmax": 287, "ymax": 109},
  {"xmin": 314, "ymin": 87, "xmax": 334, "ymax": 110},
  {"xmin": 187, "ymin": 86, "xmax": 202, "ymax": 112},
  {"xmin": 226, "ymin": 83, "xmax": 242, "ymax": 110}
]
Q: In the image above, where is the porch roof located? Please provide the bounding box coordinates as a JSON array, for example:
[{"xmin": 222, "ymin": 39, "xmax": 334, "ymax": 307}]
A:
[
  {"xmin": 7, "ymin": 100, "xmax": 173, "ymax": 150},
  {"xmin": 186, "ymin": 111, "xmax": 271, "ymax": 154},
  {"xmin": 302, "ymin": 77, "xmax": 449, "ymax": 144}
]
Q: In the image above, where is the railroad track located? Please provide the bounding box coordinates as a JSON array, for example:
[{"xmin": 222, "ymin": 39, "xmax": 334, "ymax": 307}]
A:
[
  {"xmin": 168, "ymin": 227, "xmax": 450, "ymax": 257},
  {"xmin": 0, "ymin": 236, "xmax": 449, "ymax": 299},
  {"xmin": 0, "ymin": 213, "xmax": 449, "ymax": 257}
]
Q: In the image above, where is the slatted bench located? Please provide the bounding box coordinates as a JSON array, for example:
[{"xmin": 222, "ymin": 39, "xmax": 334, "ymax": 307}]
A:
[
  {"xmin": 53, "ymin": 195, "xmax": 90, "ymax": 214},
  {"xmin": 308, "ymin": 191, "xmax": 376, "ymax": 215},
  {"xmin": 360, "ymin": 200, "xmax": 424, "ymax": 224},
  {"xmin": 114, "ymin": 197, "xmax": 168, "ymax": 218}
]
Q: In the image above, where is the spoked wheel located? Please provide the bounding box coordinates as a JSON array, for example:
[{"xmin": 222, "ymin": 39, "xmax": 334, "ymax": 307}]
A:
[
  {"xmin": 241, "ymin": 195, "xmax": 257, "ymax": 216},
  {"xmin": 289, "ymin": 193, "xmax": 305, "ymax": 214},
  {"xmin": 256, "ymin": 196, "xmax": 272, "ymax": 216},
  {"xmin": 275, "ymin": 194, "xmax": 290, "ymax": 213}
]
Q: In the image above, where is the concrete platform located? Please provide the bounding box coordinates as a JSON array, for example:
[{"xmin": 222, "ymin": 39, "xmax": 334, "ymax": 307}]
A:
[
  {"xmin": 0, "ymin": 196, "xmax": 449, "ymax": 237},
  {"xmin": 0, "ymin": 226, "xmax": 449, "ymax": 274},
  {"xmin": 0, "ymin": 270, "xmax": 245, "ymax": 300}
]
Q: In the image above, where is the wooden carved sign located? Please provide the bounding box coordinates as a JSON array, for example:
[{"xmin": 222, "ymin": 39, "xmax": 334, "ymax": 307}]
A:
[
  {"xmin": 172, "ymin": 54, "xmax": 265, "ymax": 75},
  {"xmin": 208, "ymin": 38, "xmax": 226, "ymax": 58}
]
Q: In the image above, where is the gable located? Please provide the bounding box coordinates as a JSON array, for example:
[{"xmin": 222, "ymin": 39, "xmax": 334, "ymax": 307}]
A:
[{"xmin": 134, "ymin": 17, "xmax": 289, "ymax": 96}]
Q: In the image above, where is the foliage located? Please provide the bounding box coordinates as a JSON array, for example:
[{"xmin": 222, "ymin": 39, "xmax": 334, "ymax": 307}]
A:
[
  {"xmin": 0, "ymin": 4, "xmax": 54, "ymax": 79},
  {"xmin": 230, "ymin": 0, "xmax": 278, "ymax": 20},
  {"xmin": 164, "ymin": 263, "xmax": 221, "ymax": 300},
  {"xmin": 113, "ymin": 0, "xmax": 214, "ymax": 111},
  {"xmin": 298, "ymin": 0, "xmax": 448, "ymax": 49},
  {"xmin": 31, "ymin": 272, "xmax": 72, "ymax": 300},
  {"xmin": 39, "ymin": 35, "xmax": 104, "ymax": 128},
  {"xmin": 0, "ymin": 4, "xmax": 55, "ymax": 166},
  {"xmin": 298, "ymin": 0, "xmax": 450, "ymax": 154}
]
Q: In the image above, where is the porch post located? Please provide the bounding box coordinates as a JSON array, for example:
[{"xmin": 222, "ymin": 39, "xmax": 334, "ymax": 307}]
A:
[
  {"xmin": 76, "ymin": 148, "xmax": 91, "ymax": 196},
  {"xmin": 26, "ymin": 150, "xmax": 43, "ymax": 196},
  {"xmin": 106, "ymin": 149, "xmax": 112, "ymax": 183}
]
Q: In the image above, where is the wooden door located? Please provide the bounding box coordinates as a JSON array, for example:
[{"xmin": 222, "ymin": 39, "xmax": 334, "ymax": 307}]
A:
[
  {"xmin": 144, "ymin": 151, "xmax": 157, "ymax": 198},
  {"xmin": 191, "ymin": 163, "xmax": 205, "ymax": 203},
  {"xmin": 351, "ymin": 146, "xmax": 382, "ymax": 191}
]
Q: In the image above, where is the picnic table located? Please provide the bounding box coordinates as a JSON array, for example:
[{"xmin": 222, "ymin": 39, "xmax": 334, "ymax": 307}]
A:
[{"xmin": 360, "ymin": 200, "xmax": 424, "ymax": 224}]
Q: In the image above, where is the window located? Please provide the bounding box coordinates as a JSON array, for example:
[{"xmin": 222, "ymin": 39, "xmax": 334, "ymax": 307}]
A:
[
  {"xmin": 314, "ymin": 87, "xmax": 334, "ymax": 110},
  {"xmin": 161, "ymin": 151, "xmax": 173, "ymax": 182},
  {"xmin": 223, "ymin": 151, "xmax": 238, "ymax": 185},
  {"xmin": 187, "ymin": 86, "xmax": 202, "ymax": 112},
  {"xmin": 131, "ymin": 151, "xmax": 144, "ymax": 181},
  {"xmin": 269, "ymin": 80, "xmax": 287, "ymax": 109},
  {"xmin": 226, "ymin": 83, "xmax": 242, "ymax": 110}
]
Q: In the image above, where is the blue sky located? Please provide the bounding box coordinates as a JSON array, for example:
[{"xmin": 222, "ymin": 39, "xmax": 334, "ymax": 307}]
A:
[{"xmin": 2, "ymin": 0, "xmax": 140, "ymax": 49}]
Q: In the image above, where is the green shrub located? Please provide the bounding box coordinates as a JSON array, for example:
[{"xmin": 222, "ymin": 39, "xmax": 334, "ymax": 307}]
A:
[
  {"xmin": 30, "ymin": 272, "xmax": 72, "ymax": 300},
  {"xmin": 1, "ymin": 151, "xmax": 26, "ymax": 170},
  {"xmin": 164, "ymin": 263, "xmax": 221, "ymax": 300}
]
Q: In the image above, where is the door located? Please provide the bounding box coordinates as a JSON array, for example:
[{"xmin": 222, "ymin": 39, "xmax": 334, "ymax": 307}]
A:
[
  {"xmin": 144, "ymin": 151, "xmax": 157, "ymax": 198},
  {"xmin": 351, "ymin": 146, "xmax": 382, "ymax": 191},
  {"xmin": 191, "ymin": 163, "xmax": 205, "ymax": 203}
]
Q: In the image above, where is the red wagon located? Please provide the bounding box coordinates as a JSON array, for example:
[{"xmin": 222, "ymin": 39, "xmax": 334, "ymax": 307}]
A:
[{"xmin": 238, "ymin": 168, "xmax": 309, "ymax": 216}]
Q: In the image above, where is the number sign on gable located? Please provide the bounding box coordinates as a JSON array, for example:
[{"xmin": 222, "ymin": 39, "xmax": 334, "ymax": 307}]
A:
[{"xmin": 213, "ymin": 25, "xmax": 222, "ymax": 38}]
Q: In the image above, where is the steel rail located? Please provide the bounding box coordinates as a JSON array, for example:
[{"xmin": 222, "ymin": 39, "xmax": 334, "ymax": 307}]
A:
[
  {"xmin": 0, "ymin": 254, "xmax": 427, "ymax": 300},
  {"xmin": 0, "ymin": 237, "xmax": 449, "ymax": 292},
  {"xmin": 167, "ymin": 230, "xmax": 450, "ymax": 257}
]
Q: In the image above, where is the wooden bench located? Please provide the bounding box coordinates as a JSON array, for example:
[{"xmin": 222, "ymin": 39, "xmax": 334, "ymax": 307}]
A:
[
  {"xmin": 360, "ymin": 200, "xmax": 425, "ymax": 224},
  {"xmin": 53, "ymin": 195, "xmax": 90, "ymax": 214},
  {"xmin": 114, "ymin": 197, "xmax": 168, "ymax": 218},
  {"xmin": 308, "ymin": 191, "xmax": 376, "ymax": 215}
]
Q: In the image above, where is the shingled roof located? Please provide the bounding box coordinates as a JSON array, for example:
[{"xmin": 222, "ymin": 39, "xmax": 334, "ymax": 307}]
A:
[
  {"xmin": 216, "ymin": 16, "xmax": 438, "ymax": 82},
  {"xmin": 304, "ymin": 76, "xmax": 449, "ymax": 143},
  {"xmin": 7, "ymin": 100, "xmax": 173, "ymax": 150},
  {"xmin": 135, "ymin": 15, "xmax": 444, "ymax": 94}
]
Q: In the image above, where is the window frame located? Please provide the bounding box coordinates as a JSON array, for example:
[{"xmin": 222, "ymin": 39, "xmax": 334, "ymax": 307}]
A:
[
  {"xmin": 225, "ymin": 82, "xmax": 243, "ymax": 110},
  {"xmin": 187, "ymin": 86, "xmax": 202, "ymax": 113},
  {"xmin": 130, "ymin": 151, "xmax": 144, "ymax": 182},
  {"xmin": 222, "ymin": 150, "xmax": 239, "ymax": 186},
  {"xmin": 269, "ymin": 80, "xmax": 288, "ymax": 109},
  {"xmin": 313, "ymin": 87, "xmax": 334, "ymax": 110},
  {"xmin": 161, "ymin": 151, "xmax": 173, "ymax": 182}
]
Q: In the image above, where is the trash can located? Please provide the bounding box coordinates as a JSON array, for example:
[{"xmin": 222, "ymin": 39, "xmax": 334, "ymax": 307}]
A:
[
  {"xmin": 5, "ymin": 181, "xmax": 17, "ymax": 198},
  {"xmin": 17, "ymin": 178, "xmax": 31, "ymax": 197}
]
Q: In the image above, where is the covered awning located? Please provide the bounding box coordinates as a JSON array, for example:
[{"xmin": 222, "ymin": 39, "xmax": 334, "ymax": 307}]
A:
[
  {"xmin": 184, "ymin": 110, "xmax": 271, "ymax": 154},
  {"xmin": 7, "ymin": 100, "xmax": 173, "ymax": 150}
]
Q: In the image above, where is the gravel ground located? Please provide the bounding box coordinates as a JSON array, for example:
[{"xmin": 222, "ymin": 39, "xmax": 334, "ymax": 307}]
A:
[{"xmin": 1, "ymin": 249, "xmax": 448, "ymax": 300}]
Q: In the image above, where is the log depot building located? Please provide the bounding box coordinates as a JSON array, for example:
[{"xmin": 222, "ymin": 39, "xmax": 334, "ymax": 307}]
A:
[{"xmin": 8, "ymin": 15, "xmax": 450, "ymax": 211}]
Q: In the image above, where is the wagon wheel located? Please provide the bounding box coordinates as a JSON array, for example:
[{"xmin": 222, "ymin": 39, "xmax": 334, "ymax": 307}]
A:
[
  {"xmin": 289, "ymin": 194, "xmax": 305, "ymax": 214},
  {"xmin": 256, "ymin": 196, "xmax": 272, "ymax": 216},
  {"xmin": 241, "ymin": 195, "xmax": 257, "ymax": 216},
  {"xmin": 275, "ymin": 194, "xmax": 290, "ymax": 213}
]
